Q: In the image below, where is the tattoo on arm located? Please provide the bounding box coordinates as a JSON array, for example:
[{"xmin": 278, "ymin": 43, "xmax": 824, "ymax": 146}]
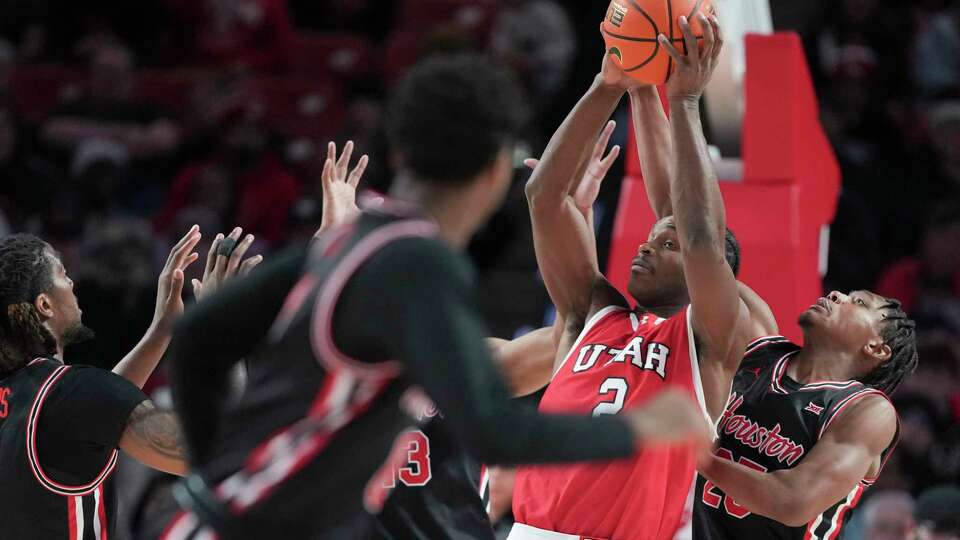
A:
[{"xmin": 127, "ymin": 401, "xmax": 186, "ymax": 461}]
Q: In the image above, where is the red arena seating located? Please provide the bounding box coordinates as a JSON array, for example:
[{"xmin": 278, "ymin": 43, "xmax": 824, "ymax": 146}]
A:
[{"xmin": 288, "ymin": 33, "xmax": 379, "ymax": 81}]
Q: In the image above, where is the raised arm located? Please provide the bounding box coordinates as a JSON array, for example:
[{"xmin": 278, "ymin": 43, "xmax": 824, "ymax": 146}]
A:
[
  {"xmin": 661, "ymin": 16, "xmax": 751, "ymax": 365},
  {"xmin": 119, "ymin": 400, "xmax": 188, "ymax": 476},
  {"xmin": 525, "ymin": 58, "xmax": 633, "ymax": 322},
  {"xmin": 631, "ymin": 75, "xmax": 778, "ymax": 340},
  {"xmin": 316, "ymin": 140, "xmax": 368, "ymax": 238},
  {"xmin": 112, "ymin": 226, "xmax": 201, "ymax": 388},
  {"xmin": 506, "ymin": 124, "xmax": 620, "ymax": 384},
  {"xmin": 699, "ymin": 395, "xmax": 897, "ymax": 525},
  {"xmin": 630, "ymin": 86, "xmax": 674, "ymax": 219}
]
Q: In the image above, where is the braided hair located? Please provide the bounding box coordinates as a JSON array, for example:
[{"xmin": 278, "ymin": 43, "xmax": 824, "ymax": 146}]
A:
[
  {"xmin": 859, "ymin": 297, "xmax": 918, "ymax": 395},
  {"xmin": 0, "ymin": 234, "xmax": 58, "ymax": 377},
  {"xmin": 724, "ymin": 227, "xmax": 741, "ymax": 278}
]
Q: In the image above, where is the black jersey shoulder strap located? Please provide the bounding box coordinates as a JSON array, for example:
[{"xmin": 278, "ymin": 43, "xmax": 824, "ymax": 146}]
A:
[
  {"xmin": 743, "ymin": 335, "xmax": 792, "ymax": 357},
  {"xmin": 26, "ymin": 363, "xmax": 120, "ymax": 496},
  {"xmin": 309, "ymin": 218, "xmax": 438, "ymax": 380}
]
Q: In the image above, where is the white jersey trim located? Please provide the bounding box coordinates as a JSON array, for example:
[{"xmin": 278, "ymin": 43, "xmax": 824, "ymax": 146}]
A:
[
  {"xmin": 551, "ymin": 305, "xmax": 628, "ymax": 377},
  {"xmin": 508, "ymin": 523, "xmax": 583, "ymax": 540},
  {"xmin": 687, "ymin": 307, "xmax": 719, "ymax": 439},
  {"xmin": 311, "ymin": 219, "xmax": 438, "ymax": 379}
]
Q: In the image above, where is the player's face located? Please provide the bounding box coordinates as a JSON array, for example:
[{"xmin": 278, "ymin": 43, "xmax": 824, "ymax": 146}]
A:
[
  {"xmin": 626, "ymin": 216, "xmax": 688, "ymax": 308},
  {"xmin": 40, "ymin": 249, "xmax": 85, "ymax": 341},
  {"xmin": 798, "ymin": 290, "xmax": 890, "ymax": 357}
]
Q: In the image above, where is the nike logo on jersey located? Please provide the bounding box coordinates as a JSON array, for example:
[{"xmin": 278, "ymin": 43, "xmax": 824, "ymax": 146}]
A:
[
  {"xmin": 571, "ymin": 337, "xmax": 671, "ymax": 379},
  {"xmin": 804, "ymin": 402, "xmax": 824, "ymax": 416},
  {"xmin": 717, "ymin": 395, "xmax": 807, "ymax": 466}
]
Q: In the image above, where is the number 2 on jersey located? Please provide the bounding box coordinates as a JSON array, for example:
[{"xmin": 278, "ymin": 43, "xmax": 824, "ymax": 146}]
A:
[
  {"xmin": 701, "ymin": 448, "xmax": 768, "ymax": 518},
  {"xmin": 593, "ymin": 377, "xmax": 628, "ymax": 416}
]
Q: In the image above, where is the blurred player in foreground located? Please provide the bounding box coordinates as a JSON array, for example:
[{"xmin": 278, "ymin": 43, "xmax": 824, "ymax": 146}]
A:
[
  {"xmin": 160, "ymin": 54, "xmax": 710, "ymax": 540},
  {"xmin": 312, "ymin": 119, "xmax": 622, "ymax": 539}
]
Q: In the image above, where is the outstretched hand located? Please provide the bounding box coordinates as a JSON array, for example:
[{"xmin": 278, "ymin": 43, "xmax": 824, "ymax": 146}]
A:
[
  {"xmin": 152, "ymin": 226, "xmax": 202, "ymax": 334},
  {"xmin": 525, "ymin": 120, "xmax": 620, "ymax": 217},
  {"xmin": 658, "ymin": 13, "xmax": 723, "ymax": 102},
  {"xmin": 192, "ymin": 226, "xmax": 263, "ymax": 301},
  {"xmin": 317, "ymin": 140, "xmax": 369, "ymax": 237}
]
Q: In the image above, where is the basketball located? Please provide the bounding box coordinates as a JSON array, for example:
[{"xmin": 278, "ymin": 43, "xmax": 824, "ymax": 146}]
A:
[{"xmin": 602, "ymin": 0, "xmax": 716, "ymax": 84}]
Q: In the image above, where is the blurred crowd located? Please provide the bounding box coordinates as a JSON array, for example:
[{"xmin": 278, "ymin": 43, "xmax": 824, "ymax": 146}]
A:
[{"xmin": 0, "ymin": 0, "xmax": 958, "ymax": 538}]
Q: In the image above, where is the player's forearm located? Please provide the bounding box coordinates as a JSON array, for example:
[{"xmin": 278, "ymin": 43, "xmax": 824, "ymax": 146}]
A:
[
  {"xmin": 488, "ymin": 327, "xmax": 556, "ymax": 397},
  {"xmin": 112, "ymin": 325, "xmax": 171, "ymax": 388},
  {"xmin": 120, "ymin": 400, "xmax": 189, "ymax": 476},
  {"xmin": 525, "ymin": 77, "xmax": 623, "ymax": 206},
  {"xmin": 669, "ymin": 98, "xmax": 725, "ymax": 250},
  {"xmin": 700, "ymin": 455, "xmax": 813, "ymax": 526},
  {"xmin": 630, "ymin": 87, "xmax": 674, "ymax": 219}
]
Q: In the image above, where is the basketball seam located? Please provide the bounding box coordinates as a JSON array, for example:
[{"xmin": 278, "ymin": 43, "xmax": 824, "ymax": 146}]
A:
[
  {"xmin": 665, "ymin": 0, "xmax": 674, "ymax": 83},
  {"xmin": 607, "ymin": 0, "xmax": 661, "ymax": 72}
]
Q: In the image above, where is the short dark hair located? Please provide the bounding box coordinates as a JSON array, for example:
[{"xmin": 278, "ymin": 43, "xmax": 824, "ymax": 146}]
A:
[
  {"xmin": 725, "ymin": 227, "xmax": 741, "ymax": 277},
  {"xmin": 386, "ymin": 54, "xmax": 527, "ymax": 185},
  {"xmin": 0, "ymin": 234, "xmax": 58, "ymax": 375},
  {"xmin": 859, "ymin": 297, "xmax": 918, "ymax": 395}
]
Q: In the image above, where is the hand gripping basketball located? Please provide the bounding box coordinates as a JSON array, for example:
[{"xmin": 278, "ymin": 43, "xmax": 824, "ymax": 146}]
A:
[
  {"xmin": 658, "ymin": 13, "xmax": 723, "ymax": 102},
  {"xmin": 602, "ymin": 0, "xmax": 717, "ymax": 85}
]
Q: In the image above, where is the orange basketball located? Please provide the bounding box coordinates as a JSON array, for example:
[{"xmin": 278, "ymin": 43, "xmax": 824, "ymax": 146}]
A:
[{"xmin": 602, "ymin": 0, "xmax": 716, "ymax": 84}]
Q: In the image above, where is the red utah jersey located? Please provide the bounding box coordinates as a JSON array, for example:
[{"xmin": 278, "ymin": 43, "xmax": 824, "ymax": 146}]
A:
[{"xmin": 513, "ymin": 305, "xmax": 712, "ymax": 539}]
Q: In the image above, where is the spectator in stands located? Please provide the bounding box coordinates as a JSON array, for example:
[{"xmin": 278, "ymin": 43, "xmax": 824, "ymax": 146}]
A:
[
  {"xmin": 860, "ymin": 490, "xmax": 915, "ymax": 540},
  {"xmin": 156, "ymin": 105, "xmax": 300, "ymax": 247},
  {"xmin": 41, "ymin": 43, "xmax": 180, "ymax": 160},
  {"xmin": 68, "ymin": 216, "xmax": 158, "ymax": 370},
  {"xmin": 914, "ymin": 485, "xmax": 960, "ymax": 540},
  {"xmin": 0, "ymin": 106, "xmax": 60, "ymax": 227},
  {"xmin": 69, "ymin": 138, "xmax": 130, "ymax": 219},
  {"xmin": 163, "ymin": 0, "xmax": 293, "ymax": 70},
  {"xmin": 913, "ymin": 5, "xmax": 960, "ymax": 99},
  {"xmin": 877, "ymin": 202, "xmax": 960, "ymax": 330},
  {"xmin": 289, "ymin": 0, "xmax": 397, "ymax": 43},
  {"xmin": 0, "ymin": 39, "xmax": 14, "ymax": 105},
  {"xmin": 491, "ymin": 0, "xmax": 575, "ymax": 112}
]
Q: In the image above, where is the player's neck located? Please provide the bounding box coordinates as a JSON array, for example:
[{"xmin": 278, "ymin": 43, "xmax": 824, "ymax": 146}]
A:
[
  {"xmin": 390, "ymin": 175, "xmax": 483, "ymax": 249},
  {"xmin": 633, "ymin": 302, "xmax": 686, "ymax": 320},
  {"xmin": 789, "ymin": 345, "xmax": 858, "ymax": 384}
]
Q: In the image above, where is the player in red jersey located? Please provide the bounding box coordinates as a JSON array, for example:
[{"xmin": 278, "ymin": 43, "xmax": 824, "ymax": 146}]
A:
[{"xmin": 509, "ymin": 15, "xmax": 765, "ymax": 539}]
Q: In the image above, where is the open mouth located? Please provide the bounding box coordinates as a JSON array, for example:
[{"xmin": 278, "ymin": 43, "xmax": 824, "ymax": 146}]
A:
[{"xmin": 810, "ymin": 297, "xmax": 831, "ymax": 314}]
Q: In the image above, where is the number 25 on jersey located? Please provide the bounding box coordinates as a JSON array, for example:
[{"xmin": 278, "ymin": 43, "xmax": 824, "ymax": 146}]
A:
[{"xmin": 701, "ymin": 448, "xmax": 768, "ymax": 518}]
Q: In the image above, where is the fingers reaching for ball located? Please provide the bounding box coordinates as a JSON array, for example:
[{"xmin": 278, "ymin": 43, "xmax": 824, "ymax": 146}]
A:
[{"xmin": 657, "ymin": 11, "xmax": 724, "ymax": 101}]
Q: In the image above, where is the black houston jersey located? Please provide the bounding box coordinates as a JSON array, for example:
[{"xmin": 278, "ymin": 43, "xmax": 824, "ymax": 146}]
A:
[
  {"xmin": 693, "ymin": 337, "xmax": 899, "ymax": 540},
  {"xmin": 0, "ymin": 358, "xmax": 145, "ymax": 540},
  {"xmin": 166, "ymin": 211, "xmax": 440, "ymax": 539},
  {"xmin": 370, "ymin": 405, "xmax": 494, "ymax": 540}
]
